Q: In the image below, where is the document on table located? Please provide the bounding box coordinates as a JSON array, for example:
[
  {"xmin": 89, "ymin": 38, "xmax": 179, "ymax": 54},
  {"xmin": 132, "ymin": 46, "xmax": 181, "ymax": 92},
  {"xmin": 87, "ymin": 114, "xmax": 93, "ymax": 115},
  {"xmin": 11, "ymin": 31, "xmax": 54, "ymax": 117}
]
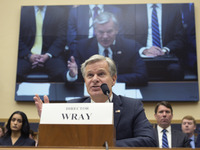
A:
[{"xmin": 17, "ymin": 82, "xmax": 50, "ymax": 96}]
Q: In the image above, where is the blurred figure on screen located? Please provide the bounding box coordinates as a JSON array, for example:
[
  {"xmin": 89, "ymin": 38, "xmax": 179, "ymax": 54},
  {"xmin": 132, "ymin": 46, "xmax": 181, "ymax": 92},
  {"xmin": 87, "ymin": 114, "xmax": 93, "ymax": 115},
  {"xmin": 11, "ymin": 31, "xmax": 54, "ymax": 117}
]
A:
[
  {"xmin": 34, "ymin": 54, "xmax": 157, "ymax": 147},
  {"xmin": 181, "ymin": 115, "xmax": 197, "ymax": 148},
  {"xmin": 124, "ymin": 4, "xmax": 185, "ymax": 81},
  {"xmin": 17, "ymin": 6, "xmax": 68, "ymax": 82},
  {"xmin": 181, "ymin": 3, "xmax": 197, "ymax": 78},
  {"xmin": 0, "ymin": 111, "xmax": 35, "ymax": 146},
  {"xmin": 67, "ymin": 4, "xmax": 123, "ymax": 53},
  {"xmin": 67, "ymin": 11, "xmax": 148, "ymax": 86}
]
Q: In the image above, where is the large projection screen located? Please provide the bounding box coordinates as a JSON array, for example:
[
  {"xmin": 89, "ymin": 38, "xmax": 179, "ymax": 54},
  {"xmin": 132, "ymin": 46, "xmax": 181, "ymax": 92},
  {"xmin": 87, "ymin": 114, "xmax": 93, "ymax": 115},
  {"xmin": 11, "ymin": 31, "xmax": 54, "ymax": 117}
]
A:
[{"xmin": 15, "ymin": 3, "xmax": 198, "ymax": 102}]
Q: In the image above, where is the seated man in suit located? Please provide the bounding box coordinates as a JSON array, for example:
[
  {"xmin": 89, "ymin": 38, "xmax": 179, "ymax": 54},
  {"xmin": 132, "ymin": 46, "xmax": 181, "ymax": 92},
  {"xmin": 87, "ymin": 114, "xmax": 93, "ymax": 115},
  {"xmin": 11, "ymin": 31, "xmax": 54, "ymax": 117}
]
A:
[
  {"xmin": 34, "ymin": 54, "xmax": 157, "ymax": 147},
  {"xmin": 17, "ymin": 6, "xmax": 68, "ymax": 82},
  {"xmin": 154, "ymin": 101, "xmax": 191, "ymax": 148},
  {"xmin": 124, "ymin": 4, "xmax": 185, "ymax": 81},
  {"xmin": 67, "ymin": 12, "xmax": 148, "ymax": 86},
  {"xmin": 181, "ymin": 115, "xmax": 197, "ymax": 148}
]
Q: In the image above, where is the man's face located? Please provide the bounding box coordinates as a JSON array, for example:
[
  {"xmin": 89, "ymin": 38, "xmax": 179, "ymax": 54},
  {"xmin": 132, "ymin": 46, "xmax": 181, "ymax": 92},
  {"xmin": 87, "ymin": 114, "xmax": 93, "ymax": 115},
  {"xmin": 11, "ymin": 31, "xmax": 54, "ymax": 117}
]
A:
[
  {"xmin": 95, "ymin": 19, "xmax": 118, "ymax": 48},
  {"xmin": 154, "ymin": 105, "xmax": 173, "ymax": 129},
  {"xmin": 181, "ymin": 119, "xmax": 196, "ymax": 135},
  {"xmin": 84, "ymin": 60, "xmax": 117, "ymax": 102}
]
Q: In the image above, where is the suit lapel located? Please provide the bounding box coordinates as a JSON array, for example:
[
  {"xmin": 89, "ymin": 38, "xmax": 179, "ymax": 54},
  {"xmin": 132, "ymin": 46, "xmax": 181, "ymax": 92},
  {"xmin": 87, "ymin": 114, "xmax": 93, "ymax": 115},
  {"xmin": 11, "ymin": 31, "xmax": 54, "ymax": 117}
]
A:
[
  {"xmin": 86, "ymin": 38, "xmax": 99, "ymax": 58},
  {"xmin": 112, "ymin": 36, "xmax": 123, "ymax": 63},
  {"xmin": 171, "ymin": 129, "xmax": 176, "ymax": 147},
  {"xmin": 162, "ymin": 5, "xmax": 168, "ymax": 42},
  {"xmin": 136, "ymin": 4, "xmax": 148, "ymax": 45},
  {"xmin": 26, "ymin": 7, "xmax": 36, "ymax": 34},
  {"xmin": 82, "ymin": 97, "xmax": 91, "ymax": 103},
  {"xmin": 14, "ymin": 136, "xmax": 25, "ymax": 146},
  {"xmin": 79, "ymin": 6, "xmax": 90, "ymax": 34},
  {"xmin": 112, "ymin": 93, "xmax": 123, "ymax": 128}
]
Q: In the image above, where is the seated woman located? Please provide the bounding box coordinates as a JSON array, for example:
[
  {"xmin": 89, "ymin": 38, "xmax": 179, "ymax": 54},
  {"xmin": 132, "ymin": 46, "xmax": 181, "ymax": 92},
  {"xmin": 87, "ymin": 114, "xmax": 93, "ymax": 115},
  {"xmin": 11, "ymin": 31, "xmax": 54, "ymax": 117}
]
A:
[{"xmin": 0, "ymin": 111, "xmax": 35, "ymax": 146}]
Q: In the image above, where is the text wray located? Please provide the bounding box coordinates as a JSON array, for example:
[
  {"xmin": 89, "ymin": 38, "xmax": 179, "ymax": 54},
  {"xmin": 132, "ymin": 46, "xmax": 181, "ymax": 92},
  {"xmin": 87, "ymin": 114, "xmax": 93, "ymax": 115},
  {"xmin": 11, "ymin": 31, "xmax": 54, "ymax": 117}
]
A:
[{"xmin": 61, "ymin": 113, "xmax": 92, "ymax": 120}]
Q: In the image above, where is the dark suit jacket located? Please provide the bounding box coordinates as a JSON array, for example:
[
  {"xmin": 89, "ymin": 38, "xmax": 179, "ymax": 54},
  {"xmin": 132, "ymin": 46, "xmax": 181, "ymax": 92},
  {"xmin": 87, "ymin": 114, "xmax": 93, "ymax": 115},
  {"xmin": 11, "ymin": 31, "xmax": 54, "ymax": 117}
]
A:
[
  {"xmin": 67, "ymin": 5, "xmax": 122, "ymax": 51},
  {"xmin": 71, "ymin": 35, "xmax": 148, "ymax": 86},
  {"xmin": 154, "ymin": 127, "xmax": 191, "ymax": 148},
  {"xmin": 196, "ymin": 128, "xmax": 200, "ymax": 148},
  {"xmin": 124, "ymin": 4, "xmax": 185, "ymax": 56},
  {"xmin": 68, "ymin": 93, "xmax": 157, "ymax": 147},
  {"xmin": 0, "ymin": 135, "xmax": 35, "ymax": 146},
  {"xmin": 19, "ymin": 6, "xmax": 68, "ymax": 58}
]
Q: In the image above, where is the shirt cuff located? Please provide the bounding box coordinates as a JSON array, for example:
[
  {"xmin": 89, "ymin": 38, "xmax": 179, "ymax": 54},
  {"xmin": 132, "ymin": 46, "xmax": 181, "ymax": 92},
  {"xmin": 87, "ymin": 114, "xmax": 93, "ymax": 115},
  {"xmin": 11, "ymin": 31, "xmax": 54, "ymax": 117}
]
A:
[
  {"xmin": 66, "ymin": 71, "xmax": 78, "ymax": 82},
  {"xmin": 45, "ymin": 53, "xmax": 52, "ymax": 58},
  {"xmin": 139, "ymin": 47, "xmax": 153, "ymax": 58}
]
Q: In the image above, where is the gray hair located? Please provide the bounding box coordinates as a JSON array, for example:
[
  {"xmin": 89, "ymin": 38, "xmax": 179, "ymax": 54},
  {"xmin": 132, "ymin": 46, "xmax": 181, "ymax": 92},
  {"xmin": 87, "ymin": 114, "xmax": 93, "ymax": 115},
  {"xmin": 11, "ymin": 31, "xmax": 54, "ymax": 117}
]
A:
[
  {"xmin": 81, "ymin": 54, "xmax": 117, "ymax": 78},
  {"xmin": 93, "ymin": 11, "xmax": 119, "ymax": 30}
]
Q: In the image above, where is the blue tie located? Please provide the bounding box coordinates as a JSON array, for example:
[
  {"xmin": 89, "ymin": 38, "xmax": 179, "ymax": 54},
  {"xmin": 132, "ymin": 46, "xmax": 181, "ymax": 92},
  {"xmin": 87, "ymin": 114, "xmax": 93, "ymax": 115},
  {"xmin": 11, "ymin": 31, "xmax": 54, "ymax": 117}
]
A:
[
  {"xmin": 93, "ymin": 6, "xmax": 99, "ymax": 36},
  {"xmin": 93, "ymin": 6, "xmax": 99, "ymax": 20},
  {"xmin": 152, "ymin": 4, "xmax": 161, "ymax": 48},
  {"xmin": 162, "ymin": 129, "xmax": 169, "ymax": 148}
]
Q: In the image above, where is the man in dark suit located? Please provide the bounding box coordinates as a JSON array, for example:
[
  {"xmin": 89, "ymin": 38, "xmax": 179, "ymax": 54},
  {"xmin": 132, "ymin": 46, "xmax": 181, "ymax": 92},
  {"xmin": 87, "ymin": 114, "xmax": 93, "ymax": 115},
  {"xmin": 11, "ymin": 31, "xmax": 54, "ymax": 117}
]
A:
[
  {"xmin": 67, "ymin": 5, "xmax": 123, "ymax": 53},
  {"xmin": 34, "ymin": 54, "xmax": 157, "ymax": 147},
  {"xmin": 124, "ymin": 4, "xmax": 185, "ymax": 81},
  {"xmin": 181, "ymin": 115, "xmax": 197, "ymax": 148},
  {"xmin": 67, "ymin": 11, "xmax": 148, "ymax": 86},
  {"xmin": 154, "ymin": 101, "xmax": 191, "ymax": 148},
  {"xmin": 17, "ymin": 6, "xmax": 68, "ymax": 82}
]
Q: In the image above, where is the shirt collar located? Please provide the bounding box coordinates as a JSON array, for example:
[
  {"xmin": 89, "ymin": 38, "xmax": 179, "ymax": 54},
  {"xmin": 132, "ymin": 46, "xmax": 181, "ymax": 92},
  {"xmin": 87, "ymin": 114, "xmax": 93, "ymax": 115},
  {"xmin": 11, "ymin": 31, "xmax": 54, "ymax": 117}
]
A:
[
  {"xmin": 35, "ymin": 6, "xmax": 47, "ymax": 12},
  {"xmin": 91, "ymin": 93, "xmax": 113, "ymax": 103},
  {"xmin": 89, "ymin": 4, "xmax": 104, "ymax": 10},
  {"xmin": 157, "ymin": 125, "xmax": 171, "ymax": 133},
  {"xmin": 147, "ymin": 3, "xmax": 162, "ymax": 9},
  {"xmin": 190, "ymin": 135, "xmax": 195, "ymax": 141}
]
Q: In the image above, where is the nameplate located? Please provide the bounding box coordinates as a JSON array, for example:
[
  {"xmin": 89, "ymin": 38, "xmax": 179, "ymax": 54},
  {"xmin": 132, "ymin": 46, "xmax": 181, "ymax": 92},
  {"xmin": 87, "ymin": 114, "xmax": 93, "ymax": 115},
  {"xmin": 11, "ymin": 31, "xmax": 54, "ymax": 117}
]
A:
[{"xmin": 40, "ymin": 103, "xmax": 113, "ymax": 124}]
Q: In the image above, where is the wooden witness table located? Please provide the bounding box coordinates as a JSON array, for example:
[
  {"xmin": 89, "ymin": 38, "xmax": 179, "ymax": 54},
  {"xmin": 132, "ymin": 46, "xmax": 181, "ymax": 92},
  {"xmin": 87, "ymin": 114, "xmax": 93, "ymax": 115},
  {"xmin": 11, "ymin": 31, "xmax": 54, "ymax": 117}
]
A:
[{"xmin": 0, "ymin": 147, "xmax": 199, "ymax": 150}]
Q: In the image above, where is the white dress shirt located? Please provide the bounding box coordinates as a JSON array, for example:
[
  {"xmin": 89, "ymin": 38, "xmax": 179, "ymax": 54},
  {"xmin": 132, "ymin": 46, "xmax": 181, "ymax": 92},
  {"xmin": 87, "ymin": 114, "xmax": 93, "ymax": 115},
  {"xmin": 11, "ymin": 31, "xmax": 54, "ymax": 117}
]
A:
[
  {"xmin": 139, "ymin": 4, "xmax": 170, "ymax": 57},
  {"xmin": 157, "ymin": 125, "xmax": 172, "ymax": 148}
]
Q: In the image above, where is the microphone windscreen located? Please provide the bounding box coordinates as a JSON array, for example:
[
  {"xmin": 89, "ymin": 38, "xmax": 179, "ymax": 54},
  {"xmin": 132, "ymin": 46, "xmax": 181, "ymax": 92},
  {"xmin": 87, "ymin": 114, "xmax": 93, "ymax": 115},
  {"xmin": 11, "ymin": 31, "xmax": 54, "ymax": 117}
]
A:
[{"xmin": 100, "ymin": 83, "xmax": 110, "ymax": 95}]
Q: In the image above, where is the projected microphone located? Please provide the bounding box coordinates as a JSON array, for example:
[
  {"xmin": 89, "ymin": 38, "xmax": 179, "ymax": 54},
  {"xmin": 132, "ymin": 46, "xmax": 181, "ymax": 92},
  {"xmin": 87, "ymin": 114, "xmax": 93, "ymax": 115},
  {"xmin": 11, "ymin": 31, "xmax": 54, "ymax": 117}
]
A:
[{"xmin": 101, "ymin": 83, "xmax": 111, "ymax": 102}]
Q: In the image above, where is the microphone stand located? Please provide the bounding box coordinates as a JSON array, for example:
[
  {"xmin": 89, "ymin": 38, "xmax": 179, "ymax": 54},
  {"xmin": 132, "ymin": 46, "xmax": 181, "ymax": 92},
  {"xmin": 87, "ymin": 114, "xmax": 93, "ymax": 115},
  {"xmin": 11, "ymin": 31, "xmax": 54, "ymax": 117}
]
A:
[
  {"xmin": 105, "ymin": 91, "xmax": 111, "ymax": 102},
  {"xmin": 103, "ymin": 141, "xmax": 109, "ymax": 150}
]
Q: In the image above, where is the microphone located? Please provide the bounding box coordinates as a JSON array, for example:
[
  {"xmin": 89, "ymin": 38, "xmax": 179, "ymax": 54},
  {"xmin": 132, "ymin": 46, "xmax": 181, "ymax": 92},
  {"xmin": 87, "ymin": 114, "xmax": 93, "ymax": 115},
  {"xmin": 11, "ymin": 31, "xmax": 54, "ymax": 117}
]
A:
[{"xmin": 100, "ymin": 83, "xmax": 111, "ymax": 102}]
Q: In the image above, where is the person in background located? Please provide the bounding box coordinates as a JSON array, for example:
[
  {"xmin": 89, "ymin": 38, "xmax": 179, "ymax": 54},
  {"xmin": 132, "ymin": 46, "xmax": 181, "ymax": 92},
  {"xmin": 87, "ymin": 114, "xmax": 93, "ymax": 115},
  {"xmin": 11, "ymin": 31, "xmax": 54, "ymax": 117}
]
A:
[
  {"xmin": 29, "ymin": 129, "xmax": 38, "ymax": 146},
  {"xmin": 0, "ymin": 111, "xmax": 35, "ymax": 146},
  {"xmin": 17, "ymin": 6, "xmax": 68, "ymax": 82},
  {"xmin": 67, "ymin": 4, "xmax": 122, "ymax": 53},
  {"xmin": 181, "ymin": 3, "xmax": 197, "ymax": 78},
  {"xmin": 181, "ymin": 115, "xmax": 197, "ymax": 148},
  {"xmin": 124, "ymin": 4, "xmax": 185, "ymax": 81},
  {"xmin": 34, "ymin": 54, "xmax": 157, "ymax": 147},
  {"xmin": 0, "ymin": 126, "xmax": 5, "ymax": 138},
  {"xmin": 154, "ymin": 101, "xmax": 191, "ymax": 148}
]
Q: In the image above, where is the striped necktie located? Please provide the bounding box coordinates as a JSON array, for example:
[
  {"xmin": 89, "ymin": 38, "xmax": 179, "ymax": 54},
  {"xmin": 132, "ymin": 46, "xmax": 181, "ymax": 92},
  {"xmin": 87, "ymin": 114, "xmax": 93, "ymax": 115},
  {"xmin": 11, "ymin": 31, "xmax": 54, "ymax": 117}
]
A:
[
  {"xmin": 152, "ymin": 4, "xmax": 161, "ymax": 48},
  {"xmin": 93, "ymin": 6, "xmax": 99, "ymax": 36},
  {"xmin": 162, "ymin": 129, "xmax": 169, "ymax": 148}
]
